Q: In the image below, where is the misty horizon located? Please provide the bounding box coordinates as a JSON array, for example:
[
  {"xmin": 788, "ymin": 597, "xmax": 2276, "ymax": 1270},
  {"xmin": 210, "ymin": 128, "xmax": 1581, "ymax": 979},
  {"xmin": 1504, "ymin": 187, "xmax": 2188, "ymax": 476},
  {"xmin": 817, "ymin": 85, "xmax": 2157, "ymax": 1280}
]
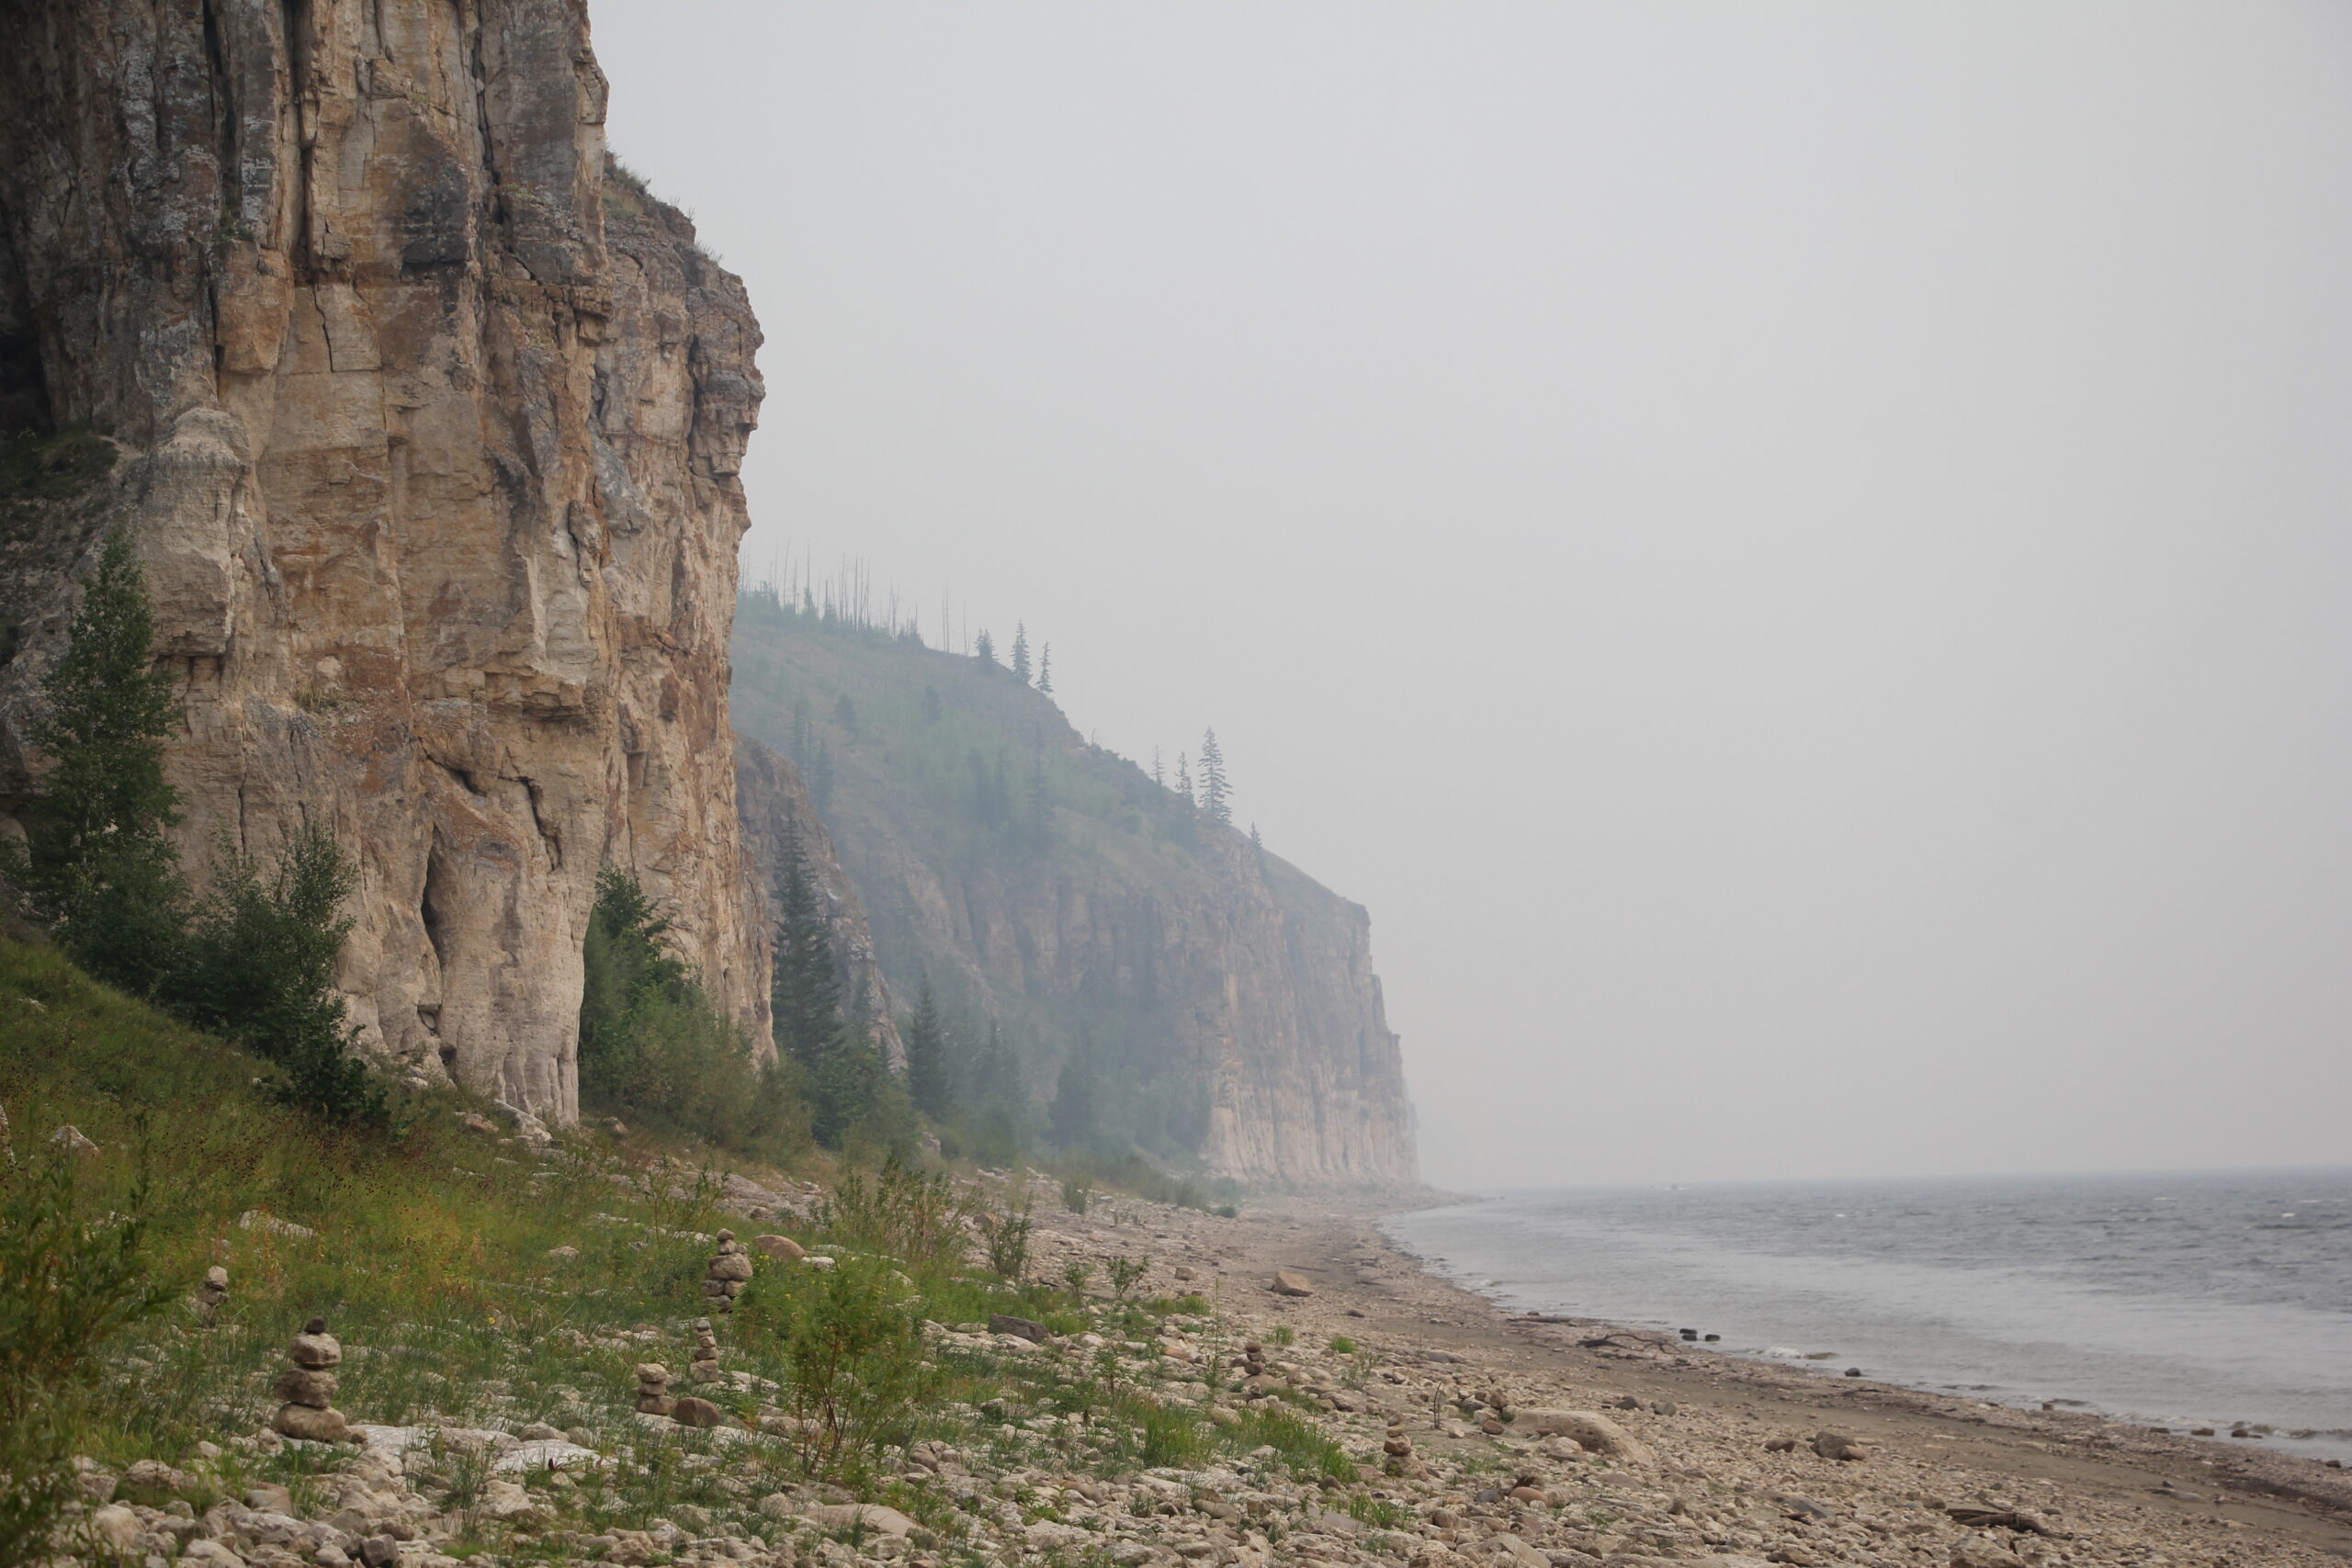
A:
[{"xmin": 597, "ymin": 0, "xmax": 2352, "ymax": 1190}]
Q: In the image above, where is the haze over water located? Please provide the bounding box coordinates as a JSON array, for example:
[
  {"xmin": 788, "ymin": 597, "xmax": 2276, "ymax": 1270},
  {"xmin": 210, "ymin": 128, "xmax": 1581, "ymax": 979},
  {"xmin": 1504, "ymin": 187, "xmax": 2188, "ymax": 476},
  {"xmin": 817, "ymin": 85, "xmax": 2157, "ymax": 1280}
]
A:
[
  {"xmin": 597, "ymin": 2, "xmax": 2352, "ymax": 1190},
  {"xmin": 1385, "ymin": 1168, "xmax": 2352, "ymax": 1461}
]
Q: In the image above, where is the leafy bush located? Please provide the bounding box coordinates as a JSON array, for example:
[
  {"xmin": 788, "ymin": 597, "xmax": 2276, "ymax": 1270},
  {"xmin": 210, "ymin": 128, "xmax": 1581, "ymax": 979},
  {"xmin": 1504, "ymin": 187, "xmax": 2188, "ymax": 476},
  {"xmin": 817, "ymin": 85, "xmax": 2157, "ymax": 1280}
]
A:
[
  {"xmin": 737, "ymin": 1255, "xmax": 929, "ymax": 1483},
  {"xmin": 1104, "ymin": 1255, "xmax": 1148, "ymax": 1302},
  {"xmin": 821, "ymin": 1155, "xmax": 970, "ymax": 1272},
  {"xmin": 580, "ymin": 867, "xmax": 808, "ymax": 1155},
  {"xmin": 973, "ymin": 1191, "xmax": 1034, "ymax": 1281}
]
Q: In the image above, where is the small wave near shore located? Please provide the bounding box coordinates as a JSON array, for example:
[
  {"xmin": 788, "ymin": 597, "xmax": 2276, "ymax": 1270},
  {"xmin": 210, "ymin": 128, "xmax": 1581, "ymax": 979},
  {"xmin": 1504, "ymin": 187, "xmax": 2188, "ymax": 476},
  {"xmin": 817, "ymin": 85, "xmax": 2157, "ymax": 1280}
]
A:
[{"xmin": 1382, "ymin": 1168, "xmax": 2352, "ymax": 1463}]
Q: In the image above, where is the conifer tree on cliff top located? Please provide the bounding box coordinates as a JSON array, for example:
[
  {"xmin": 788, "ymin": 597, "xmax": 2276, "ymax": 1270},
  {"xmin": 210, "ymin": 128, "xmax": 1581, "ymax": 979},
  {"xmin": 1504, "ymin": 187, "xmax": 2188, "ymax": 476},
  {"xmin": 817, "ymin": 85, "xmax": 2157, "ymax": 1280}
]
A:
[
  {"xmin": 5, "ymin": 534, "xmax": 187, "ymax": 995},
  {"xmin": 1198, "ymin": 728, "xmax": 1231, "ymax": 825},
  {"xmin": 1011, "ymin": 623, "xmax": 1031, "ymax": 685}
]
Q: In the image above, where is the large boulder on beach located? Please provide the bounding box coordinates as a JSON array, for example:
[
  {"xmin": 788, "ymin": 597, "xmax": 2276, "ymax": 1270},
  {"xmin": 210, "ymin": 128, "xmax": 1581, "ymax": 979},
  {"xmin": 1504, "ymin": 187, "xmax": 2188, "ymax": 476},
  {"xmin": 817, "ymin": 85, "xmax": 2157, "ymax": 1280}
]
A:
[
  {"xmin": 1813, "ymin": 1429, "xmax": 1871, "ymax": 1461},
  {"xmin": 1514, "ymin": 1409, "xmax": 1654, "ymax": 1463},
  {"xmin": 1271, "ymin": 1269, "xmax": 1317, "ymax": 1297}
]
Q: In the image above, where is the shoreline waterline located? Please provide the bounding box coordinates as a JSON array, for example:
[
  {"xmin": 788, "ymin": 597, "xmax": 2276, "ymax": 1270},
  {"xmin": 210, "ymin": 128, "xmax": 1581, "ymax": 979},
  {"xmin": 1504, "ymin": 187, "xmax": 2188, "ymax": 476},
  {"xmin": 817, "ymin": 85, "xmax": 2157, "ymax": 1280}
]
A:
[{"xmin": 1378, "ymin": 1167, "xmax": 2352, "ymax": 1465}]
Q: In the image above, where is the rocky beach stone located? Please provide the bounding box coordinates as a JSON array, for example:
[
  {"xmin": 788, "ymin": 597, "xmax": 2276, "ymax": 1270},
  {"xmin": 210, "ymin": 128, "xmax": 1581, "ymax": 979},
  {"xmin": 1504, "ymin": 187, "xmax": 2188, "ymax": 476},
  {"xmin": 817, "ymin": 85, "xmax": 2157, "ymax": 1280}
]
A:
[
  {"xmin": 989, "ymin": 1314, "xmax": 1048, "ymax": 1343},
  {"xmin": 750, "ymin": 1234, "xmax": 806, "ymax": 1259},
  {"xmin": 1272, "ymin": 1269, "xmax": 1317, "ymax": 1296},
  {"xmin": 1812, "ymin": 1428, "xmax": 1871, "ymax": 1461},
  {"xmin": 1515, "ymin": 1408, "xmax": 1654, "ymax": 1462},
  {"xmin": 669, "ymin": 1395, "xmax": 723, "ymax": 1428}
]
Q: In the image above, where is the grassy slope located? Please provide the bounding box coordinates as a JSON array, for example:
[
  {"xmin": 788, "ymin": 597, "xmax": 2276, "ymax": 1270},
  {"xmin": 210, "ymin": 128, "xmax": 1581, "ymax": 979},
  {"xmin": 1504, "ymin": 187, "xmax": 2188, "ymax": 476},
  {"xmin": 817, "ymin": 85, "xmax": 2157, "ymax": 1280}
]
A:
[
  {"xmin": 729, "ymin": 598, "xmax": 1263, "ymax": 1160},
  {"xmin": 0, "ymin": 937, "xmax": 1354, "ymax": 1551}
]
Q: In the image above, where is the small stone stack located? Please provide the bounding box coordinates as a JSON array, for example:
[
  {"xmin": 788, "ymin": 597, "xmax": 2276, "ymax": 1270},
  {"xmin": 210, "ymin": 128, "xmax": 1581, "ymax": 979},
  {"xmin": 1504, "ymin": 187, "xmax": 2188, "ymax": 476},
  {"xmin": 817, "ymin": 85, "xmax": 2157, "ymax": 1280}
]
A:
[
  {"xmin": 1236, "ymin": 1340, "xmax": 1274, "ymax": 1398},
  {"xmin": 703, "ymin": 1230, "xmax": 752, "ymax": 1312},
  {"xmin": 634, "ymin": 1363, "xmax": 674, "ymax": 1416},
  {"xmin": 271, "ymin": 1317, "xmax": 351, "ymax": 1441},
  {"xmin": 1382, "ymin": 1417, "xmax": 1424, "ymax": 1478},
  {"xmin": 688, "ymin": 1318, "xmax": 721, "ymax": 1383},
  {"xmin": 192, "ymin": 1266, "xmax": 229, "ymax": 1322}
]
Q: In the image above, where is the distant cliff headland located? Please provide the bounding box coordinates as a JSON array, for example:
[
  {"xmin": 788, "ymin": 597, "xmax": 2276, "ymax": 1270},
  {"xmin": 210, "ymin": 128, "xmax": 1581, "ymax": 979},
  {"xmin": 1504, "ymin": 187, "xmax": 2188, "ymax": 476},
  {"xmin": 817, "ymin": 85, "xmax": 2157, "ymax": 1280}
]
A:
[{"xmin": 731, "ymin": 590, "xmax": 1417, "ymax": 1186}]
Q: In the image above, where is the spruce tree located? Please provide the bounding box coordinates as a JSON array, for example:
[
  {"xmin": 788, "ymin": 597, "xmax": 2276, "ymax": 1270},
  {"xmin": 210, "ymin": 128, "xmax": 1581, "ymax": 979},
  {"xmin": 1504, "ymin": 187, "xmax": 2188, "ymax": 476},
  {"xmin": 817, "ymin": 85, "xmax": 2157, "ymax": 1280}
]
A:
[
  {"xmin": 902, "ymin": 977, "xmax": 953, "ymax": 1118},
  {"xmin": 975, "ymin": 628, "xmax": 996, "ymax": 668},
  {"xmin": 770, "ymin": 829, "xmax": 844, "ymax": 1074},
  {"xmin": 174, "ymin": 822, "xmax": 384, "ymax": 1126},
  {"xmin": 1037, "ymin": 643, "xmax": 1053, "ymax": 694},
  {"xmin": 772, "ymin": 831, "xmax": 910, "ymax": 1147},
  {"xmin": 1198, "ymin": 728, "xmax": 1231, "ymax": 825},
  {"xmin": 1175, "ymin": 752, "xmax": 1193, "ymax": 807},
  {"xmin": 1011, "ymin": 623, "xmax": 1031, "ymax": 684},
  {"xmin": 6, "ymin": 533, "xmax": 187, "ymax": 995}
]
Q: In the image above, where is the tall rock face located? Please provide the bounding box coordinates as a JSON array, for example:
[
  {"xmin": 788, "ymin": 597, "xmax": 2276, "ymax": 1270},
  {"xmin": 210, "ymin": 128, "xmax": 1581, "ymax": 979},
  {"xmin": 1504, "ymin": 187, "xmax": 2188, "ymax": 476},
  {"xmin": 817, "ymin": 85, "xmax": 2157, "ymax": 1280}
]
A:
[
  {"xmin": 730, "ymin": 599, "xmax": 1418, "ymax": 1187},
  {"xmin": 0, "ymin": 1, "xmax": 767, "ymax": 1115}
]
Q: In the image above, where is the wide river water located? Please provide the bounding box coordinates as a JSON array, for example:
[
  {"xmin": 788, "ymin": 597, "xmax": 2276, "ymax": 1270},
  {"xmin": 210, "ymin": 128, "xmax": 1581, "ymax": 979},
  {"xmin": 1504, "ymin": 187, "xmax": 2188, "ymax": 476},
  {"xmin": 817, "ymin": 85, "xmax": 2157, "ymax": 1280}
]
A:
[{"xmin": 1381, "ymin": 1168, "xmax": 2352, "ymax": 1463}]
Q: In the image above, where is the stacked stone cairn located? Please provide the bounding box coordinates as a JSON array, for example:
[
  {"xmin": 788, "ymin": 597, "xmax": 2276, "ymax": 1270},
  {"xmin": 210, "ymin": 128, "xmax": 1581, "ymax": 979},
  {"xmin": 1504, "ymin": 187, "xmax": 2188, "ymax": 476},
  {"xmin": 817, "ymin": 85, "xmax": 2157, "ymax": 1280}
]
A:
[
  {"xmin": 703, "ymin": 1230, "xmax": 752, "ymax": 1312},
  {"xmin": 634, "ymin": 1363, "xmax": 674, "ymax": 1416},
  {"xmin": 689, "ymin": 1318, "xmax": 721, "ymax": 1383},
  {"xmin": 271, "ymin": 1317, "xmax": 351, "ymax": 1441},
  {"xmin": 1383, "ymin": 1416, "xmax": 1424, "ymax": 1478},
  {"xmin": 1236, "ymin": 1340, "xmax": 1271, "ymax": 1397},
  {"xmin": 192, "ymin": 1265, "xmax": 229, "ymax": 1322}
]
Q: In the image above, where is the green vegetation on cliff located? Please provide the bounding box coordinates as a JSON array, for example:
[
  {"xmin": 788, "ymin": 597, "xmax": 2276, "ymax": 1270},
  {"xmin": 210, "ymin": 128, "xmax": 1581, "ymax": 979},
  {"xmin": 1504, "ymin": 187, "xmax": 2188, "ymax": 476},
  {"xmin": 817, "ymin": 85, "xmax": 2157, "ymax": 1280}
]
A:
[
  {"xmin": 729, "ymin": 583, "xmax": 1417, "ymax": 1190},
  {"xmin": 4, "ymin": 536, "xmax": 382, "ymax": 1126},
  {"xmin": 730, "ymin": 589, "xmax": 1241, "ymax": 1168}
]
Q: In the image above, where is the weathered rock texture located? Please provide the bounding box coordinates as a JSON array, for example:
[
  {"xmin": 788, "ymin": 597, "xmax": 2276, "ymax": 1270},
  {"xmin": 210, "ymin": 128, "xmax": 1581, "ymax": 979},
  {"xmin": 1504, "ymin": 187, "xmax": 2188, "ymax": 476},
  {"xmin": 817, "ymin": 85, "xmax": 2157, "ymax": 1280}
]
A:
[
  {"xmin": 0, "ymin": 1, "xmax": 767, "ymax": 1114},
  {"xmin": 729, "ymin": 604, "xmax": 1417, "ymax": 1186},
  {"xmin": 733, "ymin": 736, "xmax": 903, "ymax": 1068}
]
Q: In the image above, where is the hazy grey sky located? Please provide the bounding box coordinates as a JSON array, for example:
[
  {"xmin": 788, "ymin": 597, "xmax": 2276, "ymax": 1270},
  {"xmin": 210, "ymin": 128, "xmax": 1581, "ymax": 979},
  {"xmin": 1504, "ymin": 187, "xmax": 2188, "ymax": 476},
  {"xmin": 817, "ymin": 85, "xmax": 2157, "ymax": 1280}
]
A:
[{"xmin": 595, "ymin": 2, "xmax": 2352, "ymax": 1189}]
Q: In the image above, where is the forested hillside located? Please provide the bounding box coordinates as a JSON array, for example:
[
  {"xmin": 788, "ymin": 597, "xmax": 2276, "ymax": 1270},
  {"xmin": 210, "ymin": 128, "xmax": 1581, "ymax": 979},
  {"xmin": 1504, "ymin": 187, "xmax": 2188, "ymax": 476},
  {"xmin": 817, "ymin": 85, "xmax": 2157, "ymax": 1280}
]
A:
[{"xmin": 729, "ymin": 590, "xmax": 1416, "ymax": 1187}]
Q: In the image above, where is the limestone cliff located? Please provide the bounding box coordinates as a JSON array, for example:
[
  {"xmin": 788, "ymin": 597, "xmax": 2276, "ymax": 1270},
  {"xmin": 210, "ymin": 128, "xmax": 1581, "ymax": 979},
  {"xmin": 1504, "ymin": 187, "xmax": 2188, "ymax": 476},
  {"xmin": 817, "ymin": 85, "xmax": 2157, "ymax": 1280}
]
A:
[
  {"xmin": 0, "ymin": 0, "xmax": 766, "ymax": 1117},
  {"xmin": 729, "ymin": 600, "xmax": 1418, "ymax": 1187}
]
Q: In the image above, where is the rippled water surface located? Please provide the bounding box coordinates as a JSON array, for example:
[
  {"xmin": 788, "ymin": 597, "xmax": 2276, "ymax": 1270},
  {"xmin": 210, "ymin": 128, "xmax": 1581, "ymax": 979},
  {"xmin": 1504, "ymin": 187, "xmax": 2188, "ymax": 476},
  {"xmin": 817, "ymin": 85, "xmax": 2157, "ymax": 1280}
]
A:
[{"xmin": 1381, "ymin": 1168, "xmax": 2352, "ymax": 1461}]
